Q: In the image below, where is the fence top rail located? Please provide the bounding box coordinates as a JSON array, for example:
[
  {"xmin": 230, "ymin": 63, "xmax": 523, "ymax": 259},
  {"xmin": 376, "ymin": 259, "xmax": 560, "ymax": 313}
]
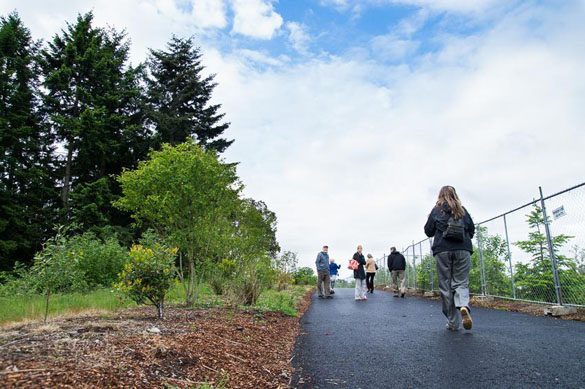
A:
[{"xmin": 476, "ymin": 181, "xmax": 585, "ymax": 226}]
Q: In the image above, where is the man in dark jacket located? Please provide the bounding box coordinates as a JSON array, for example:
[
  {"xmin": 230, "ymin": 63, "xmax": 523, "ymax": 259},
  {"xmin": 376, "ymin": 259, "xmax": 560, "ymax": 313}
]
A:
[
  {"xmin": 315, "ymin": 245, "xmax": 332, "ymax": 298},
  {"xmin": 388, "ymin": 247, "xmax": 406, "ymax": 297}
]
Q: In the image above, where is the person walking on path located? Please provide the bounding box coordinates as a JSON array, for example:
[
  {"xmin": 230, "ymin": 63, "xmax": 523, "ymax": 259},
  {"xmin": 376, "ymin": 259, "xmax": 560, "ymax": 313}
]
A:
[
  {"xmin": 388, "ymin": 247, "xmax": 406, "ymax": 298},
  {"xmin": 353, "ymin": 245, "xmax": 367, "ymax": 300},
  {"xmin": 365, "ymin": 254, "xmax": 377, "ymax": 293},
  {"xmin": 424, "ymin": 185, "xmax": 475, "ymax": 331},
  {"xmin": 329, "ymin": 259, "xmax": 341, "ymax": 293},
  {"xmin": 316, "ymin": 245, "xmax": 332, "ymax": 299}
]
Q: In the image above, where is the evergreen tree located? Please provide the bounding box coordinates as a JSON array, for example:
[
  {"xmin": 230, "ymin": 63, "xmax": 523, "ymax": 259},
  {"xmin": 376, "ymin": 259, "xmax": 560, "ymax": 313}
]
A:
[
  {"xmin": 40, "ymin": 12, "xmax": 148, "ymax": 229},
  {"xmin": 145, "ymin": 36, "xmax": 232, "ymax": 152},
  {"xmin": 0, "ymin": 13, "xmax": 58, "ymax": 269},
  {"xmin": 514, "ymin": 204, "xmax": 576, "ymax": 303}
]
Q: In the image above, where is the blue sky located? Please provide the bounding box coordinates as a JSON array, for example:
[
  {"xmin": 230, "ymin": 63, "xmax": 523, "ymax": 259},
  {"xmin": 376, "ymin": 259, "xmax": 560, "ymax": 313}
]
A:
[{"xmin": 4, "ymin": 0, "xmax": 585, "ymax": 274}]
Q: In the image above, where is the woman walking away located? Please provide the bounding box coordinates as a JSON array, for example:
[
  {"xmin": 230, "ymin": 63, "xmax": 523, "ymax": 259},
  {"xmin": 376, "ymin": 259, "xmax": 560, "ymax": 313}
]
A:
[
  {"xmin": 329, "ymin": 259, "xmax": 341, "ymax": 293},
  {"xmin": 365, "ymin": 254, "xmax": 377, "ymax": 293},
  {"xmin": 353, "ymin": 245, "xmax": 367, "ymax": 300},
  {"xmin": 424, "ymin": 186, "xmax": 475, "ymax": 331}
]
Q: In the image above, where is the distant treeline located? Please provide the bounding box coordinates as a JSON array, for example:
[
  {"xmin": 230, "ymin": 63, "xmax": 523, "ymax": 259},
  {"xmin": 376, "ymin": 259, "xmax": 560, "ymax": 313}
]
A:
[{"xmin": 0, "ymin": 11, "xmax": 231, "ymax": 270}]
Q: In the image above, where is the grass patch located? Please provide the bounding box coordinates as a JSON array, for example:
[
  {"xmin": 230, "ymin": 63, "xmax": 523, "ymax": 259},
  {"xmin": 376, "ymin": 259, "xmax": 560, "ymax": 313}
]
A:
[
  {"xmin": 0, "ymin": 283, "xmax": 312, "ymax": 325},
  {"xmin": 253, "ymin": 285, "xmax": 312, "ymax": 316},
  {"xmin": 0, "ymin": 288, "xmax": 135, "ymax": 325}
]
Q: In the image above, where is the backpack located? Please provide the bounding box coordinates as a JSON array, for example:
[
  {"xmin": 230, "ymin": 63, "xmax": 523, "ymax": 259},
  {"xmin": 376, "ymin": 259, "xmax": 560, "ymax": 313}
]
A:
[{"xmin": 442, "ymin": 216, "xmax": 465, "ymax": 242}]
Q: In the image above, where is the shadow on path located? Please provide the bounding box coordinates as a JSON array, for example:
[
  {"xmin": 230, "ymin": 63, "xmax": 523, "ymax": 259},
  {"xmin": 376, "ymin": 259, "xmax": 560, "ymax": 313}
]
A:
[{"xmin": 291, "ymin": 288, "xmax": 585, "ymax": 388}]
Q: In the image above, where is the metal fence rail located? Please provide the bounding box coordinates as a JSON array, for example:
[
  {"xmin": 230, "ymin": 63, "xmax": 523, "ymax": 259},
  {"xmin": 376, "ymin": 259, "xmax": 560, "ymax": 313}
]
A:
[{"xmin": 375, "ymin": 183, "xmax": 585, "ymax": 307}]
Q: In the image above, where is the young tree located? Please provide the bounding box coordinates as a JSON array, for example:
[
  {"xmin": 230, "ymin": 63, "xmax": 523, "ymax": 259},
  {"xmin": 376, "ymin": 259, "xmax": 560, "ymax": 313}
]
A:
[
  {"xmin": 0, "ymin": 13, "xmax": 58, "ymax": 269},
  {"xmin": 470, "ymin": 227, "xmax": 511, "ymax": 296},
  {"xmin": 115, "ymin": 141, "xmax": 240, "ymax": 306},
  {"xmin": 145, "ymin": 36, "xmax": 232, "ymax": 152},
  {"xmin": 514, "ymin": 204, "xmax": 575, "ymax": 303},
  {"xmin": 40, "ymin": 12, "xmax": 148, "ymax": 222}
]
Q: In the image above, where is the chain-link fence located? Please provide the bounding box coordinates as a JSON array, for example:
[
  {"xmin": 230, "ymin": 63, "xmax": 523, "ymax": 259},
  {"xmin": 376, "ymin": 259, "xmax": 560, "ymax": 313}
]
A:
[{"xmin": 377, "ymin": 183, "xmax": 585, "ymax": 307}]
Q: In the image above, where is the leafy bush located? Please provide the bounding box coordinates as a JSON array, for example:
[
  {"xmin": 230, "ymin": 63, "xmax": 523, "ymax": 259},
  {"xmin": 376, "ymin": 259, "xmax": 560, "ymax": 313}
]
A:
[
  {"xmin": 293, "ymin": 267, "xmax": 317, "ymax": 286},
  {"xmin": 0, "ymin": 229, "xmax": 129, "ymax": 297},
  {"xmin": 226, "ymin": 256, "xmax": 275, "ymax": 306},
  {"xmin": 115, "ymin": 243, "xmax": 177, "ymax": 319}
]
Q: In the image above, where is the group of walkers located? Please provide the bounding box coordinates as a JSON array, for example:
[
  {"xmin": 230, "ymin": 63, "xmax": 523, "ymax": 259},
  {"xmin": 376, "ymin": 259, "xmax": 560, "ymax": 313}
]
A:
[{"xmin": 315, "ymin": 185, "xmax": 475, "ymax": 331}]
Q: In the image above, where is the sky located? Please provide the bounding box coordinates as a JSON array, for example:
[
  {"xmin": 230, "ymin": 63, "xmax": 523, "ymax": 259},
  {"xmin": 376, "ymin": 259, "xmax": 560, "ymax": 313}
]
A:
[{"xmin": 3, "ymin": 0, "xmax": 585, "ymax": 278}]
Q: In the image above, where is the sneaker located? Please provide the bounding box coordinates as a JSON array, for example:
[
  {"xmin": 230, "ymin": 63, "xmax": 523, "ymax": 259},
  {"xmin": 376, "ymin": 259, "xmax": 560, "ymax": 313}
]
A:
[
  {"xmin": 355, "ymin": 298, "xmax": 361, "ymax": 301},
  {"xmin": 460, "ymin": 307, "xmax": 473, "ymax": 330},
  {"xmin": 330, "ymin": 290, "xmax": 335, "ymax": 294},
  {"xmin": 400, "ymin": 293, "xmax": 405, "ymax": 298},
  {"xmin": 361, "ymin": 297, "xmax": 368, "ymax": 301},
  {"xmin": 393, "ymin": 294, "xmax": 399, "ymax": 298},
  {"xmin": 326, "ymin": 295, "xmax": 333, "ymax": 299},
  {"xmin": 446, "ymin": 324, "xmax": 459, "ymax": 331},
  {"xmin": 318, "ymin": 295, "xmax": 324, "ymax": 299}
]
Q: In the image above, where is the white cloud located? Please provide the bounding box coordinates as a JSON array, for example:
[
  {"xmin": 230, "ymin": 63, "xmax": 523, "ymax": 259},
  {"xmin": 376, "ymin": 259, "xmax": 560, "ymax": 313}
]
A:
[
  {"xmin": 370, "ymin": 34, "xmax": 420, "ymax": 60},
  {"xmin": 192, "ymin": 0, "xmax": 227, "ymax": 29},
  {"xmin": 231, "ymin": 0, "xmax": 283, "ymax": 39},
  {"xmin": 286, "ymin": 22, "xmax": 311, "ymax": 55}
]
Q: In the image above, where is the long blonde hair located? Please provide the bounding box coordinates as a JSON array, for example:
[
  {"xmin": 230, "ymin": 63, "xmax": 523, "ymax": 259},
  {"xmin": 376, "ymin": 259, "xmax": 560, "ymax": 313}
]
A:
[{"xmin": 436, "ymin": 186, "xmax": 465, "ymax": 219}]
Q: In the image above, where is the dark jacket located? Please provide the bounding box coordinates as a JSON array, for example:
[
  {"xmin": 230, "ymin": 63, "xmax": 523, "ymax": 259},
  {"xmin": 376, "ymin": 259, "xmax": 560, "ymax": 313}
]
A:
[
  {"xmin": 387, "ymin": 251, "xmax": 406, "ymax": 271},
  {"xmin": 352, "ymin": 252, "xmax": 366, "ymax": 280},
  {"xmin": 424, "ymin": 202, "xmax": 475, "ymax": 256}
]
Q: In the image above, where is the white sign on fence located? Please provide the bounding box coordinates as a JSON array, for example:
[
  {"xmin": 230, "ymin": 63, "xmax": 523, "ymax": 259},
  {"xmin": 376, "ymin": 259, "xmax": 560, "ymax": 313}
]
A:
[{"xmin": 552, "ymin": 205, "xmax": 566, "ymax": 219}]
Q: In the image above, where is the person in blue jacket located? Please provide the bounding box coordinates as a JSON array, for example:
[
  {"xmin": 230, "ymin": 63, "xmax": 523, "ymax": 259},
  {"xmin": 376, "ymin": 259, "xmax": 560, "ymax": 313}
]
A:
[{"xmin": 329, "ymin": 259, "xmax": 341, "ymax": 293}]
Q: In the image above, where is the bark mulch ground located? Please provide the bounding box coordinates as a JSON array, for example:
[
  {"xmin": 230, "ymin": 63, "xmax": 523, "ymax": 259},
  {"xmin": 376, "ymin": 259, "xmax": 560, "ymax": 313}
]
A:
[{"xmin": 0, "ymin": 290, "xmax": 313, "ymax": 388}]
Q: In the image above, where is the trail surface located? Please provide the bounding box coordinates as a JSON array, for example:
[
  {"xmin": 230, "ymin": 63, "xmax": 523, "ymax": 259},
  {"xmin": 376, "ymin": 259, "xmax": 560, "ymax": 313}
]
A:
[{"xmin": 292, "ymin": 288, "xmax": 585, "ymax": 388}]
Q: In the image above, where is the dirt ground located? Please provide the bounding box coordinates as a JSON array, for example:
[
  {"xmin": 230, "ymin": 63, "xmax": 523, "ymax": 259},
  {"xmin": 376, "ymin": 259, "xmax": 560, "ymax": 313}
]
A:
[{"xmin": 0, "ymin": 290, "xmax": 313, "ymax": 389}]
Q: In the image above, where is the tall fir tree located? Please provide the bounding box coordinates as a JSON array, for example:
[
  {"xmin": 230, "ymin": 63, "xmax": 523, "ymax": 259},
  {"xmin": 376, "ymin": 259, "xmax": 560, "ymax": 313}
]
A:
[
  {"xmin": 0, "ymin": 13, "xmax": 58, "ymax": 269},
  {"xmin": 40, "ymin": 12, "xmax": 149, "ymax": 234},
  {"xmin": 146, "ymin": 36, "xmax": 232, "ymax": 152}
]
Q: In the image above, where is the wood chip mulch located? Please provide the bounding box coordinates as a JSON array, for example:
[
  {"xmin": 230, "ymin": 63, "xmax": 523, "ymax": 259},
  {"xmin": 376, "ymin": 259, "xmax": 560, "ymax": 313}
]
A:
[{"xmin": 0, "ymin": 289, "xmax": 313, "ymax": 388}]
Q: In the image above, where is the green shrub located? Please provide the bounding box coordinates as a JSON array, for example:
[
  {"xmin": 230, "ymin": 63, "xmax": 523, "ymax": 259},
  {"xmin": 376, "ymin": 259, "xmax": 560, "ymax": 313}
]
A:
[
  {"xmin": 293, "ymin": 267, "xmax": 317, "ymax": 286},
  {"xmin": 115, "ymin": 243, "xmax": 177, "ymax": 319}
]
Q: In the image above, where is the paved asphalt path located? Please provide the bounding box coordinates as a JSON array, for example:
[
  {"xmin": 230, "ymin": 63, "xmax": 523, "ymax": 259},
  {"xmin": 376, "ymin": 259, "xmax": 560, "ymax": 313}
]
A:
[{"xmin": 291, "ymin": 288, "xmax": 585, "ymax": 389}]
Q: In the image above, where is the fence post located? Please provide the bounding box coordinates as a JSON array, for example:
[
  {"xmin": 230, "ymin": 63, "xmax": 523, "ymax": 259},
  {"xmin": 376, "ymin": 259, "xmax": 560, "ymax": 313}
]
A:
[
  {"xmin": 503, "ymin": 214, "xmax": 516, "ymax": 299},
  {"xmin": 476, "ymin": 228, "xmax": 487, "ymax": 295},
  {"xmin": 539, "ymin": 186, "xmax": 563, "ymax": 306},
  {"xmin": 412, "ymin": 241, "xmax": 417, "ymax": 291},
  {"xmin": 419, "ymin": 243, "xmax": 426, "ymax": 292},
  {"xmin": 429, "ymin": 239, "xmax": 434, "ymax": 291}
]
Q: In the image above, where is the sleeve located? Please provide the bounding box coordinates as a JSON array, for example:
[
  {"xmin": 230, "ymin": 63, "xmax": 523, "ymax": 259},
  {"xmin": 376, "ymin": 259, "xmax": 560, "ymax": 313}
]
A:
[
  {"xmin": 358, "ymin": 255, "xmax": 366, "ymax": 265},
  {"xmin": 315, "ymin": 253, "xmax": 321, "ymax": 267},
  {"xmin": 336, "ymin": 264, "xmax": 341, "ymax": 270},
  {"xmin": 353, "ymin": 252, "xmax": 359, "ymax": 261},
  {"xmin": 387, "ymin": 255, "xmax": 393, "ymax": 270},
  {"xmin": 466, "ymin": 209, "xmax": 475, "ymax": 239},
  {"xmin": 424, "ymin": 208, "xmax": 436, "ymax": 237}
]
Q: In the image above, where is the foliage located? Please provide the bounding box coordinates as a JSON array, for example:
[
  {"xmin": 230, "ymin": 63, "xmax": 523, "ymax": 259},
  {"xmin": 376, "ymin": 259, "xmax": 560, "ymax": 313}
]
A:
[
  {"xmin": 115, "ymin": 243, "xmax": 177, "ymax": 319},
  {"xmin": 115, "ymin": 141, "xmax": 241, "ymax": 306},
  {"xmin": 293, "ymin": 267, "xmax": 317, "ymax": 286},
  {"xmin": 415, "ymin": 255, "xmax": 437, "ymax": 291},
  {"xmin": 145, "ymin": 35, "xmax": 232, "ymax": 152},
  {"xmin": 274, "ymin": 251, "xmax": 298, "ymax": 291},
  {"xmin": 513, "ymin": 204, "xmax": 579, "ymax": 303},
  {"xmin": 0, "ymin": 229, "xmax": 129, "ymax": 297},
  {"xmin": 226, "ymin": 255, "xmax": 275, "ymax": 306},
  {"xmin": 0, "ymin": 12, "xmax": 58, "ymax": 270},
  {"xmin": 470, "ymin": 227, "xmax": 511, "ymax": 296},
  {"xmin": 40, "ymin": 12, "xmax": 148, "ymax": 225}
]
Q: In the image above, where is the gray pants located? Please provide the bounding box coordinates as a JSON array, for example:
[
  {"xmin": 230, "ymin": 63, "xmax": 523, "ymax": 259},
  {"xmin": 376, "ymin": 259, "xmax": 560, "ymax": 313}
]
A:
[
  {"xmin": 435, "ymin": 250, "xmax": 471, "ymax": 328},
  {"xmin": 317, "ymin": 270, "xmax": 331, "ymax": 297}
]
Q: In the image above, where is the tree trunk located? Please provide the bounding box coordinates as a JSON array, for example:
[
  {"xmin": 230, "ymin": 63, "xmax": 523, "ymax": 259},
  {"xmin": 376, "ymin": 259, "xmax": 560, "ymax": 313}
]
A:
[{"xmin": 61, "ymin": 145, "xmax": 73, "ymax": 215}]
